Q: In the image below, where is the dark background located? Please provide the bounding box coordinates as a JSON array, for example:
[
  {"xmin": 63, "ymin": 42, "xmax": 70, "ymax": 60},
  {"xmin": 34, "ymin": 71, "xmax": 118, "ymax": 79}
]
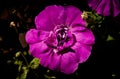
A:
[{"xmin": 0, "ymin": 0, "xmax": 119, "ymax": 79}]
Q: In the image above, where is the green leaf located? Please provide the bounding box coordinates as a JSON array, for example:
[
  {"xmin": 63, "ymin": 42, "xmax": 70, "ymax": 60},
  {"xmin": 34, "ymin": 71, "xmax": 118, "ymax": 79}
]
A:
[
  {"xmin": 44, "ymin": 74, "xmax": 56, "ymax": 79},
  {"xmin": 106, "ymin": 35, "xmax": 115, "ymax": 41},
  {"xmin": 81, "ymin": 10, "xmax": 104, "ymax": 29},
  {"xmin": 15, "ymin": 51, "xmax": 21, "ymax": 57},
  {"xmin": 16, "ymin": 66, "xmax": 29, "ymax": 79},
  {"xmin": 29, "ymin": 58, "xmax": 40, "ymax": 69}
]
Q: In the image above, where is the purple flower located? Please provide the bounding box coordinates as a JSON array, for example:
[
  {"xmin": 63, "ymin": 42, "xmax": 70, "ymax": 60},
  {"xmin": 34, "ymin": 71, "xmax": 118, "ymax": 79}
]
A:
[
  {"xmin": 25, "ymin": 5, "xmax": 95, "ymax": 74},
  {"xmin": 87, "ymin": 0, "xmax": 120, "ymax": 17}
]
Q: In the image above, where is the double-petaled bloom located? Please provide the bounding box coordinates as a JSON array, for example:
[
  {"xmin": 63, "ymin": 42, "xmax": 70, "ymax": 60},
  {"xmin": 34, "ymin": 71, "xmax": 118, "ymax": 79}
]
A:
[
  {"xmin": 87, "ymin": 0, "xmax": 120, "ymax": 17},
  {"xmin": 25, "ymin": 5, "xmax": 95, "ymax": 74}
]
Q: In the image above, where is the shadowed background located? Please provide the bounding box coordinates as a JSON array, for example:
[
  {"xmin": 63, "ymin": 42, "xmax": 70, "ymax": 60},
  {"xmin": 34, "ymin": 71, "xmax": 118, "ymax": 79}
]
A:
[{"xmin": 0, "ymin": 0, "xmax": 119, "ymax": 79}]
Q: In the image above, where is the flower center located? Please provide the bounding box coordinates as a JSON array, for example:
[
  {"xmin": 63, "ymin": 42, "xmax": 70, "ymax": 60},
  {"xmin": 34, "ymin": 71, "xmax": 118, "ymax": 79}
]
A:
[{"xmin": 55, "ymin": 25, "xmax": 68, "ymax": 46}]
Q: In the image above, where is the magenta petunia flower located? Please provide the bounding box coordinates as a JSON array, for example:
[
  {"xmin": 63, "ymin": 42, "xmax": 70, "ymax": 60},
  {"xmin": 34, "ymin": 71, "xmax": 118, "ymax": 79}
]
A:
[
  {"xmin": 87, "ymin": 0, "xmax": 120, "ymax": 17},
  {"xmin": 25, "ymin": 5, "xmax": 95, "ymax": 74}
]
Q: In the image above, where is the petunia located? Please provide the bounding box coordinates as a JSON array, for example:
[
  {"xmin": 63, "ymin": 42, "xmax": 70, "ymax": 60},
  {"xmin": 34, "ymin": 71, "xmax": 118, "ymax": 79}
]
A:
[
  {"xmin": 25, "ymin": 5, "xmax": 95, "ymax": 74},
  {"xmin": 86, "ymin": 0, "xmax": 120, "ymax": 17}
]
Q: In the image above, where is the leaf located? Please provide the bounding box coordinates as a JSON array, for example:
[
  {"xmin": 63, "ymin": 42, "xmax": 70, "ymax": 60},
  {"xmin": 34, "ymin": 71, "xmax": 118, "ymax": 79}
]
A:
[
  {"xmin": 106, "ymin": 35, "xmax": 115, "ymax": 41},
  {"xmin": 44, "ymin": 75, "xmax": 56, "ymax": 79},
  {"xmin": 16, "ymin": 66, "xmax": 29, "ymax": 79},
  {"xmin": 29, "ymin": 58, "xmax": 40, "ymax": 69},
  {"xmin": 15, "ymin": 51, "xmax": 21, "ymax": 57},
  {"xmin": 81, "ymin": 10, "xmax": 104, "ymax": 29},
  {"xmin": 112, "ymin": 74, "xmax": 116, "ymax": 77}
]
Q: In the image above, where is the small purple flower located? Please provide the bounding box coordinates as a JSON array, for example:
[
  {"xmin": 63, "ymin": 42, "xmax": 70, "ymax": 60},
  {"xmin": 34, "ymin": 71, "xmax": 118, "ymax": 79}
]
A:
[
  {"xmin": 25, "ymin": 5, "xmax": 95, "ymax": 74},
  {"xmin": 87, "ymin": 0, "xmax": 120, "ymax": 17}
]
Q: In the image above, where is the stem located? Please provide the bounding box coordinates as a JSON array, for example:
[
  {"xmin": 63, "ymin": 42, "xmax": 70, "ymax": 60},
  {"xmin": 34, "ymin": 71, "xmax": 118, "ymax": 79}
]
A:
[
  {"xmin": 31, "ymin": 69, "xmax": 40, "ymax": 78},
  {"xmin": 20, "ymin": 52, "xmax": 40, "ymax": 78},
  {"xmin": 20, "ymin": 52, "xmax": 29, "ymax": 68}
]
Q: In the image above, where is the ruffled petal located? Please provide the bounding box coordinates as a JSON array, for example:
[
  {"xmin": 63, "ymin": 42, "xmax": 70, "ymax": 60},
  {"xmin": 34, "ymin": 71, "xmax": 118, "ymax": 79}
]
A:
[
  {"xmin": 48, "ymin": 53, "xmax": 61, "ymax": 70},
  {"xmin": 29, "ymin": 42, "xmax": 50, "ymax": 58},
  {"xmin": 73, "ymin": 29, "xmax": 95, "ymax": 45},
  {"xmin": 38, "ymin": 50, "xmax": 52, "ymax": 68},
  {"xmin": 64, "ymin": 5, "xmax": 87, "ymax": 34},
  {"xmin": 38, "ymin": 50, "xmax": 61, "ymax": 71},
  {"xmin": 72, "ymin": 42, "xmax": 92, "ymax": 63},
  {"xmin": 113, "ymin": 0, "xmax": 120, "ymax": 16},
  {"xmin": 25, "ymin": 29, "xmax": 49, "ymax": 44},
  {"xmin": 35, "ymin": 5, "xmax": 65, "ymax": 31},
  {"xmin": 60, "ymin": 52, "xmax": 79, "ymax": 74},
  {"xmin": 70, "ymin": 14, "xmax": 87, "ymax": 33},
  {"xmin": 96, "ymin": 0, "xmax": 111, "ymax": 16},
  {"xmin": 87, "ymin": 0, "xmax": 100, "ymax": 9},
  {"xmin": 63, "ymin": 32, "xmax": 76, "ymax": 48},
  {"xmin": 65, "ymin": 6, "xmax": 86, "ymax": 27},
  {"xmin": 44, "ymin": 32, "xmax": 57, "ymax": 47},
  {"xmin": 29, "ymin": 41, "xmax": 61, "ymax": 70},
  {"xmin": 87, "ymin": 0, "xmax": 120, "ymax": 17}
]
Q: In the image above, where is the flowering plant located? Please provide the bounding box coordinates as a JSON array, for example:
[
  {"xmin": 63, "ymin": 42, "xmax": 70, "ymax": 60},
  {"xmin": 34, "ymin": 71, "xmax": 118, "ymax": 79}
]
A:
[
  {"xmin": 1, "ymin": 1, "xmax": 119, "ymax": 78},
  {"xmin": 26, "ymin": 5, "xmax": 95, "ymax": 74}
]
